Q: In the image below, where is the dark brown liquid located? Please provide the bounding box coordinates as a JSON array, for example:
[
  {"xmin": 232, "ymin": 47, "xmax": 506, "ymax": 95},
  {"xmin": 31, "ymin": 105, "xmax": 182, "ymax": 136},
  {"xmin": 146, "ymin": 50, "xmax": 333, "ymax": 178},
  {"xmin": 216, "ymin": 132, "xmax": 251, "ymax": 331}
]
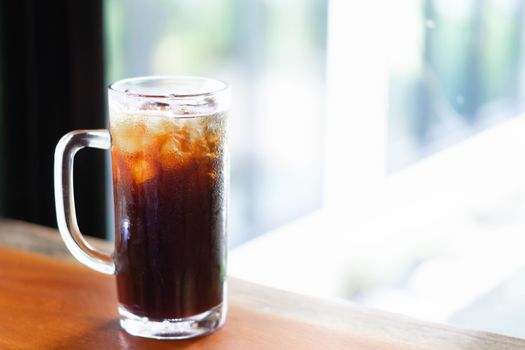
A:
[{"xmin": 111, "ymin": 113, "xmax": 226, "ymax": 320}]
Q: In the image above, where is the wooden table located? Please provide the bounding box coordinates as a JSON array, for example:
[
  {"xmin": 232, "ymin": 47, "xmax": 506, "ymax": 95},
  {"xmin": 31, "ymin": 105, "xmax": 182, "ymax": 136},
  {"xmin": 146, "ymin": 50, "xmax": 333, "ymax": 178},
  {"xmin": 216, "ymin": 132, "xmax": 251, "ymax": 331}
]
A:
[{"xmin": 0, "ymin": 219, "xmax": 523, "ymax": 349}]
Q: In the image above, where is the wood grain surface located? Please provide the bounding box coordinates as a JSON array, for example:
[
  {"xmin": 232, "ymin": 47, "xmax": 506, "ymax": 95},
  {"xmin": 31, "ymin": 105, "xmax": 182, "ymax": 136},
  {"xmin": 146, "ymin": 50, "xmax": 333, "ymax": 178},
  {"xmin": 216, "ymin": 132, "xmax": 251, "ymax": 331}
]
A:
[
  {"xmin": 0, "ymin": 218, "xmax": 524, "ymax": 349},
  {"xmin": 0, "ymin": 246, "xmax": 392, "ymax": 350}
]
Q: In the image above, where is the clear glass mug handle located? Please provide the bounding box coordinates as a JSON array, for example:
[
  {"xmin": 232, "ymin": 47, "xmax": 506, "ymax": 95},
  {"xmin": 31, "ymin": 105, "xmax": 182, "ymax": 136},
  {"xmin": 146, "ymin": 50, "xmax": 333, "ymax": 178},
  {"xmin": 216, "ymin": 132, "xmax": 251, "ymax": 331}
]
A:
[{"xmin": 54, "ymin": 129, "xmax": 115, "ymax": 275}]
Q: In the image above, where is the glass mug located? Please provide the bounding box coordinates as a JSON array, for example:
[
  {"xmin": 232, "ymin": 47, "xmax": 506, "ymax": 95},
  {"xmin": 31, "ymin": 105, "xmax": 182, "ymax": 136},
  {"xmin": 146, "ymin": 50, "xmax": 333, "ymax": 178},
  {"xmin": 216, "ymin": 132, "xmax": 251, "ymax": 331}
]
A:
[{"xmin": 54, "ymin": 76, "xmax": 229, "ymax": 339}]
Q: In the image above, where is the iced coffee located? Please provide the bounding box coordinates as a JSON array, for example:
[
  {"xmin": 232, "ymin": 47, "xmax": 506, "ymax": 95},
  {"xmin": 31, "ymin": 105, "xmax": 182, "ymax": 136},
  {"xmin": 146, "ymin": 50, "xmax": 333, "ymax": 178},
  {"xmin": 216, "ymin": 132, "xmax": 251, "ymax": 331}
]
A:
[
  {"xmin": 110, "ymin": 100, "xmax": 227, "ymax": 320},
  {"xmin": 54, "ymin": 76, "xmax": 229, "ymax": 339}
]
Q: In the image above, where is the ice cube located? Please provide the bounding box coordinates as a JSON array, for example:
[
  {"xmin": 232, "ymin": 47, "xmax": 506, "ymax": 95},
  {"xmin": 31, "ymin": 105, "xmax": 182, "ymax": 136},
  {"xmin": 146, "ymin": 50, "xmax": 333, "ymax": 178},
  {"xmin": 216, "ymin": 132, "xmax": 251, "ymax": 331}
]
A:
[
  {"xmin": 170, "ymin": 97, "xmax": 217, "ymax": 117},
  {"xmin": 130, "ymin": 158, "xmax": 156, "ymax": 184},
  {"xmin": 111, "ymin": 119, "xmax": 148, "ymax": 154},
  {"xmin": 159, "ymin": 137, "xmax": 184, "ymax": 169},
  {"xmin": 140, "ymin": 101, "xmax": 170, "ymax": 111},
  {"xmin": 143, "ymin": 116, "xmax": 176, "ymax": 138},
  {"xmin": 111, "ymin": 115, "xmax": 176, "ymax": 154}
]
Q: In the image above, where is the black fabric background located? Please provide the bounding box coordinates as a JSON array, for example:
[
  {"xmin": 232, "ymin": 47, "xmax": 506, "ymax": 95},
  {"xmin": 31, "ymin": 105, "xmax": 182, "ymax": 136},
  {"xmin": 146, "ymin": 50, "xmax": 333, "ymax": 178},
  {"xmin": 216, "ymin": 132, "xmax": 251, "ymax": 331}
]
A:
[{"xmin": 0, "ymin": 0, "xmax": 108, "ymax": 237}]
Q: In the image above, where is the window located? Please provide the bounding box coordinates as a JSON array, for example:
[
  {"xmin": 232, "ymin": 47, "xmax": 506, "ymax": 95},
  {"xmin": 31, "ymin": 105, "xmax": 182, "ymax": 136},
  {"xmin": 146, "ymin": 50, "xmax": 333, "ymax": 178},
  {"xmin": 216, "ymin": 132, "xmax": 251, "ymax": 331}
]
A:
[
  {"xmin": 106, "ymin": 0, "xmax": 525, "ymax": 338},
  {"xmin": 232, "ymin": 0, "xmax": 525, "ymax": 339}
]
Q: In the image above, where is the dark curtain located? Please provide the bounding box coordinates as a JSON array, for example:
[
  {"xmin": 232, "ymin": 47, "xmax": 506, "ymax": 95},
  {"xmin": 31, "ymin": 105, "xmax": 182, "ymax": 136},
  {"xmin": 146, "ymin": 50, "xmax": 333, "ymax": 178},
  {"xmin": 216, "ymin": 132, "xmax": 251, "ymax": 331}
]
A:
[{"xmin": 0, "ymin": 0, "xmax": 107, "ymax": 238}]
